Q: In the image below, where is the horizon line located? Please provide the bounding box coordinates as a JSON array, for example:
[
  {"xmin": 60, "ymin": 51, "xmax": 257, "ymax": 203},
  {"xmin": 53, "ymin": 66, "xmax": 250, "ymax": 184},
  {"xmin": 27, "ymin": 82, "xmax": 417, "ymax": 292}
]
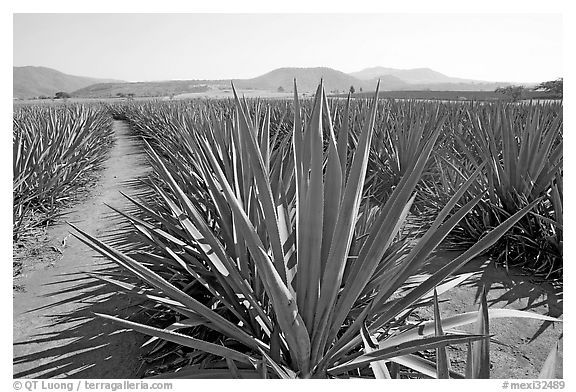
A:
[{"xmin": 14, "ymin": 64, "xmax": 557, "ymax": 85}]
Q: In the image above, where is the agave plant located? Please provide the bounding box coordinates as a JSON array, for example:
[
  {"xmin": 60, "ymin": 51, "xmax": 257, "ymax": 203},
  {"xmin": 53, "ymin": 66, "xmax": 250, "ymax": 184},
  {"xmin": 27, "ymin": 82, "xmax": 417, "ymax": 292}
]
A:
[
  {"xmin": 412, "ymin": 101, "xmax": 563, "ymax": 278},
  {"xmin": 469, "ymin": 103, "xmax": 562, "ymax": 212},
  {"xmin": 365, "ymin": 99, "xmax": 447, "ymax": 206},
  {"xmin": 73, "ymin": 82, "xmax": 557, "ymax": 378},
  {"xmin": 455, "ymin": 103, "xmax": 562, "ymax": 277}
]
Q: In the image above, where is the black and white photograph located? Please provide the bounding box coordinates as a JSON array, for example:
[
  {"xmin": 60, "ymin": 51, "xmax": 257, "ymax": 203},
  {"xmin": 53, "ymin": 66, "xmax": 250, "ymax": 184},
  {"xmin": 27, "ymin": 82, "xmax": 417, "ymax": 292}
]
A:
[{"xmin": 8, "ymin": 1, "xmax": 569, "ymax": 386}]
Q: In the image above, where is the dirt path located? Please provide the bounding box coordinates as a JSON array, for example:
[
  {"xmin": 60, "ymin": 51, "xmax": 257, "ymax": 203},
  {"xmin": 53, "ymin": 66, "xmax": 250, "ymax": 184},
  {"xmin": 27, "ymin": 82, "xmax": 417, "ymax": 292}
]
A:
[{"xmin": 13, "ymin": 121, "xmax": 151, "ymax": 379}]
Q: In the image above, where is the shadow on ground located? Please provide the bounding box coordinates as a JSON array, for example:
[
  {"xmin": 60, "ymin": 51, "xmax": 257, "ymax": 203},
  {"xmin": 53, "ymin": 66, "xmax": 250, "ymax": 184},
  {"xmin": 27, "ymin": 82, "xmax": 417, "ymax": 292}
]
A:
[
  {"xmin": 418, "ymin": 250, "xmax": 563, "ymax": 378},
  {"xmin": 13, "ymin": 264, "xmax": 151, "ymax": 378},
  {"xmin": 426, "ymin": 251, "xmax": 563, "ymax": 328}
]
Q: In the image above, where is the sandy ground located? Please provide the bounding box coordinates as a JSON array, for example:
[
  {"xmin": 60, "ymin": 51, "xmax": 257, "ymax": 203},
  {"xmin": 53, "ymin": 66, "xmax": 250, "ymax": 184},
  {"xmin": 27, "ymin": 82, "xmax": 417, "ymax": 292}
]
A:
[
  {"xmin": 414, "ymin": 252, "xmax": 563, "ymax": 378},
  {"xmin": 13, "ymin": 121, "xmax": 151, "ymax": 378}
]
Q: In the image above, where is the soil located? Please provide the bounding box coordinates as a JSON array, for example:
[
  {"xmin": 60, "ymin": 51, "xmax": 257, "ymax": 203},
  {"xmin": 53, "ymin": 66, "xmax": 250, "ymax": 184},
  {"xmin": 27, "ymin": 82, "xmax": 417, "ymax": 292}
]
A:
[
  {"xmin": 13, "ymin": 122, "xmax": 563, "ymax": 380},
  {"xmin": 414, "ymin": 252, "xmax": 563, "ymax": 379},
  {"xmin": 13, "ymin": 121, "xmax": 151, "ymax": 378}
]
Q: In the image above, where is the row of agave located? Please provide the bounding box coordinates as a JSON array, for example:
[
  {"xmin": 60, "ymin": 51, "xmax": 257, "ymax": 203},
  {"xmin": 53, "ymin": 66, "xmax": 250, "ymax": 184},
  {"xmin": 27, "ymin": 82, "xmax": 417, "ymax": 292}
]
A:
[
  {"xmin": 455, "ymin": 103, "xmax": 562, "ymax": 277},
  {"xmin": 111, "ymin": 95, "xmax": 563, "ymax": 278},
  {"xmin": 70, "ymin": 82, "xmax": 561, "ymax": 378},
  {"xmin": 13, "ymin": 104, "xmax": 115, "ymax": 241},
  {"xmin": 359, "ymin": 99, "xmax": 562, "ymax": 278}
]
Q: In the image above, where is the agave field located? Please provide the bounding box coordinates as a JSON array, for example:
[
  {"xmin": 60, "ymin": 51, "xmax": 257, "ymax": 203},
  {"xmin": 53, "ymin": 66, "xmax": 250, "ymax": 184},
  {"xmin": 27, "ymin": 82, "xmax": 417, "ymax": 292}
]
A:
[
  {"xmin": 14, "ymin": 82, "xmax": 563, "ymax": 379},
  {"xmin": 13, "ymin": 104, "xmax": 114, "ymax": 242}
]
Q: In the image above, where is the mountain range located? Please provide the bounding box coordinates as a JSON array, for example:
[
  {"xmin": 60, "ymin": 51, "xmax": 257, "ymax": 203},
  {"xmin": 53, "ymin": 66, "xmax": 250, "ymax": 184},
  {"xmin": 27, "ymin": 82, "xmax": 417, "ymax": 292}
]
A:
[
  {"xmin": 14, "ymin": 65, "xmax": 514, "ymax": 99},
  {"xmin": 13, "ymin": 66, "xmax": 123, "ymax": 99}
]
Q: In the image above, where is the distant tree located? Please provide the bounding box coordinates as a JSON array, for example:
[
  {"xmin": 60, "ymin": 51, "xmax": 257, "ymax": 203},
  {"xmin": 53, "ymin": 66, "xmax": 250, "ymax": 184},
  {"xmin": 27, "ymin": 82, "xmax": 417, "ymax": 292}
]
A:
[
  {"xmin": 495, "ymin": 85, "xmax": 525, "ymax": 102},
  {"xmin": 116, "ymin": 92, "xmax": 126, "ymax": 98},
  {"xmin": 54, "ymin": 91, "xmax": 71, "ymax": 99},
  {"xmin": 359, "ymin": 87, "xmax": 363, "ymax": 93},
  {"xmin": 277, "ymin": 86, "xmax": 285, "ymax": 93},
  {"xmin": 534, "ymin": 78, "xmax": 563, "ymax": 97},
  {"xmin": 349, "ymin": 85, "xmax": 356, "ymax": 94},
  {"xmin": 127, "ymin": 93, "xmax": 135, "ymax": 100}
]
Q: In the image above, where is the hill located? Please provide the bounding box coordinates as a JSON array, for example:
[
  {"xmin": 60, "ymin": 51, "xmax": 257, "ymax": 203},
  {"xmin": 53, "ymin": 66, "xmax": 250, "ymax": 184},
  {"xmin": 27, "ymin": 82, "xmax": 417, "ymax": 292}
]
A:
[
  {"xmin": 349, "ymin": 67, "xmax": 403, "ymax": 80},
  {"xmin": 350, "ymin": 66, "xmax": 484, "ymax": 85},
  {"xmin": 235, "ymin": 67, "xmax": 376, "ymax": 93},
  {"xmin": 13, "ymin": 66, "xmax": 123, "ymax": 99}
]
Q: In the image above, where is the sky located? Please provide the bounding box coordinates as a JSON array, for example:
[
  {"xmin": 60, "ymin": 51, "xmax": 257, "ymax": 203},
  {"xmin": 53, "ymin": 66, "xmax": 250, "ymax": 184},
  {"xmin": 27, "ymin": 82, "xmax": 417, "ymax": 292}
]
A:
[{"xmin": 13, "ymin": 13, "xmax": 562, "ymax": 83}]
